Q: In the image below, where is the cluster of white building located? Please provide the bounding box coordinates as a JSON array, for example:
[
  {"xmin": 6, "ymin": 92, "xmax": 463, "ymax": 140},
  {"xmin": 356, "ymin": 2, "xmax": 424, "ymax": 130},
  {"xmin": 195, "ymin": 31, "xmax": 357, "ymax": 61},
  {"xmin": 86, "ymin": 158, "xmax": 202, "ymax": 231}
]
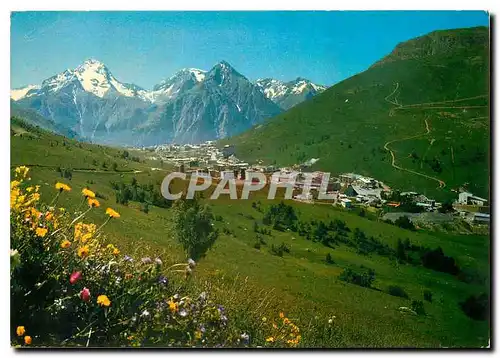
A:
[{"xmin": 143, "ymin": 142, "xmax": 490, "ymax": 226}]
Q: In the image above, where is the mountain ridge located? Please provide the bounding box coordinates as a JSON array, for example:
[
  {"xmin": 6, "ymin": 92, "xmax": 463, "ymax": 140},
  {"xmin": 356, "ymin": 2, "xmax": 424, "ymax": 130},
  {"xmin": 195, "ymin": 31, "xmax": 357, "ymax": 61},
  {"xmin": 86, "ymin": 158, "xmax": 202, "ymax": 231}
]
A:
[
  {"xmin": 12, "ymin": 59, "xmax": 325, "ymax": 106},
  {"xmin": 11, "ymin": 59, "xmax": 325, "ymax": 145}
]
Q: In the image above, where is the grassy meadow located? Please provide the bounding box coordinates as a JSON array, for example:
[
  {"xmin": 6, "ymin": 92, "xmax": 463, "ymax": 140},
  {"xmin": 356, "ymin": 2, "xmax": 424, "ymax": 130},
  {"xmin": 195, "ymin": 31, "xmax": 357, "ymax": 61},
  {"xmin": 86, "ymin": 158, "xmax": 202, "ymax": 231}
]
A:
[{"xmin": 10, "ymin": 121, "xmax": 490, "ymax": 348}]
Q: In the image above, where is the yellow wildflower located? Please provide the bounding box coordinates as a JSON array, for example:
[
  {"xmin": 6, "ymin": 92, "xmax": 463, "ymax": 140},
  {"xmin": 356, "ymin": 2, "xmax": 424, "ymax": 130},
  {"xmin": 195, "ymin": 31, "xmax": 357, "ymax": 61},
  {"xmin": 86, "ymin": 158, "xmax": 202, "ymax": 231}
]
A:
[
  {"xmin": 88, "ymin": 198, "xmax": 100, "ymax": 208},
  {"xmin": 81, "ymin": 233, "xmax": 92, "ymax": 243},
  {"xmin": 283, "ymin": 318, "xmax": 291, "ymax": 325},
  {"xmin": 78, "ymin": 245, "xmax": 90, "ymax": 258},
  {"xmin": 194, "ymin": 330, "xmax": 202, "ymax": 340},
  {"xmin": 15, "ymin": 166, "xmax": 29, "ymax": 178},
  {"xmin": 27, "ymin": 207, "xmax": 40, "ymax": 219},
  {"xmin": 113, "ymin": 248, "xmax": 120, "ymax": 255},
  {"xmin": 24, "ymin": 336, "xmax": 32, "ymax": 345},
  {"xmin": 60, "ymin": 240, "xmax": 71, "ymax": 249},
  {"xmin": 10, "ymin": 189, "xmax": 20, "ymax": 209},
  {"xmin": 35, "ymin": 227, "xmax": 48, "ymax": 237},
  {"xmin": 55, "ymin": 182, "xmax": 71, "ymax": 192},
  {"xmin": 97, "ymin": 295, "xmax": 111, "ymax": 307},
  {"xmin": 26, "ymin": 186, "xmax": 33, "ymax": 193},
  {"xmin": 16, "ymin": 326, "xmax": 25, "ymax": 336},
  {"xmin": 75, "ymin": 223, "xmax": 96, "ymax": 242},
  {"xmin": 266, "ymin": 337, "xmax": 275, "ymax": 342},
  {"xmin": 82, "ymin": 188, "xmax": 96, "ymax": 198},
  {"xmin": 262, "ymin": 316, "xmax": 267, "ymax": 322},
  {"xmin": 279, "ymin": 312, "xmax": 285, "ymax": 319},
  {"xmin": 168, "ymin": 300, "xmax": 178, "ymax": 313},
  {"xmin": 106, "ymin": 207, "xmax": 120, "ymax": 218},
  {"xmin": 45, "ymin": 211, "xmax": 54, "ymax": 221}
]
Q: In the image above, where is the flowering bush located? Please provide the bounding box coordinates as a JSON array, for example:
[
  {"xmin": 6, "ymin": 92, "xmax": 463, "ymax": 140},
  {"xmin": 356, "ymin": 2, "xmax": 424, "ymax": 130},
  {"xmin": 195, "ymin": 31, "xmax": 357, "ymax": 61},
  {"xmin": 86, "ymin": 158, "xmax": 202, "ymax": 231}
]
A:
[{"xmin": 10, "ymin": 167, "xmax": 256, "ymax": 347}]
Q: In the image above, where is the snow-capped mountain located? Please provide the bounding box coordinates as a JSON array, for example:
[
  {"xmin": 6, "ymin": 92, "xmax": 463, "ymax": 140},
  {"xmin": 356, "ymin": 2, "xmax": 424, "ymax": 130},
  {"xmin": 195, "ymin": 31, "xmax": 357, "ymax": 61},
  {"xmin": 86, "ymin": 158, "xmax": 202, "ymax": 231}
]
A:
[
  {"xmin": 11, "ymin": 85, "xmax": 40, "ymax": 101},
  {"xmin": 255, "ymin": 77, "xmax": 327, "ymax": 110},
  {"xmin": 135, "ymin": 61, "xmax": 282, "ymax": 144},
  {"xmin": 148, "ymin": 68, "xmax": 206, "ymax": 104},
  {"xmin": 11, "ymin": 59, "xmax": 283, "ymax": 145},
  {"xmin": 12, "ymin": 59, "xmax": 152, "ymax": 140}
]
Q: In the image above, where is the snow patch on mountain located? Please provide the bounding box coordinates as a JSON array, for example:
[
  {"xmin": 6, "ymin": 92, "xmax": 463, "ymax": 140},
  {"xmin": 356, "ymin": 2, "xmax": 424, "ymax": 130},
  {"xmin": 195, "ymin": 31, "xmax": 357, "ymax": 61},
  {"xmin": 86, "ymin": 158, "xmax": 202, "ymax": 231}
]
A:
[
  {"xmin": 255, "ymin": 79, "xmax": 289, "ymax": 101},
  {"xmin": 255, "ymin": 77, "xmax": 327, "ymax": 110},
  {"xmin": 311, "ymin": 83, "xmax": 326, "ymax": 92},
  {"xmin": 42, "ymin": 70, "xmax": 76, "ymax": 93},
  {"xmin": 11, "ymin": 85, "xmax": 40, "ymax": 101},
  {"xmin": 189, "ymin": 68, "xmax": 206, "ymax": 82},
  {"xmin": 74, "ymin": 59, "xmax": 112, "ymax": 97},
  {"xmin": 291, "ymin": 80, "xmax": 308, "ymax": 94},
  {"xmin": 149, "ymin": 68, "xmax": 207, "ymax": 103}
]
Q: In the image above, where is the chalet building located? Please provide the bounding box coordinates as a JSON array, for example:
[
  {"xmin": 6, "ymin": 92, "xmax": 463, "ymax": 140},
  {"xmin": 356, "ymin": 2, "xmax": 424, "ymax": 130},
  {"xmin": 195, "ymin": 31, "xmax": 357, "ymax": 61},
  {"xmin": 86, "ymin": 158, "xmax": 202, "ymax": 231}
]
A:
[
  {"xmin": 458, "ymin": 192, "xmax": 488, "ymax": 206},
  {"xmin": 345, "ymin": 185, "xmax": 382, "ymax": 200}
]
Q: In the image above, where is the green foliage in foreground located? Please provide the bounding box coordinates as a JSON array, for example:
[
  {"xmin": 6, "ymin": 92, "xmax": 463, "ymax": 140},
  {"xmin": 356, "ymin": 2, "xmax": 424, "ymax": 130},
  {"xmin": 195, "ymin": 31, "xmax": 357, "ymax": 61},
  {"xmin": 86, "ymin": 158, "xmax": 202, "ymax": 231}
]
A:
[
  {"xmin": 10, "ymin": 169, "xmax": 306, "ymax": 348},
  {"xmin": 10, "ymin": 170, "xmax": 240, "ymax": 347}
]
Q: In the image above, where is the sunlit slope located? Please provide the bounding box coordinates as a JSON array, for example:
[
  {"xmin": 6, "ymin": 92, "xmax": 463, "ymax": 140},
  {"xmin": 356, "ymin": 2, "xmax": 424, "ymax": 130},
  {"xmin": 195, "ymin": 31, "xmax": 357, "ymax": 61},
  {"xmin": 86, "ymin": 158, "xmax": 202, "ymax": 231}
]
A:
[{"xmin": 223, "ymin": 27, "xmax": 490, "ymax": 200}]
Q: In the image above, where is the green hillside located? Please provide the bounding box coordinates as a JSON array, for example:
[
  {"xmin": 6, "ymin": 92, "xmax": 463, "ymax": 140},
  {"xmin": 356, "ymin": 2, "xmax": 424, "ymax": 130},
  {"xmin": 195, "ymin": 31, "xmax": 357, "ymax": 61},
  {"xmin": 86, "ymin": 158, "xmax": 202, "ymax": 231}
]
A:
[
  {"xmin": 10, "ymin": 119, "xmax": 490, "ymax": 347},
  {"xmin": 222, "ymin": 27, "xmax": 490, "ymax": 201},
  {"xmin": 11, "ymin": 102, "xmax": 78, "ymax": 139}
]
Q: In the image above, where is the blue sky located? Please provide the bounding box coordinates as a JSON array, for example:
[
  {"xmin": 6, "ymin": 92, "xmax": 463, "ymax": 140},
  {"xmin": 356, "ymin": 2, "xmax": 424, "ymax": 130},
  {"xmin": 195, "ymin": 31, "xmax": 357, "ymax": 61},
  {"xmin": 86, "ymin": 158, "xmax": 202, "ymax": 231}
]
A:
[{"xmin": 11, "ymin": 11, "xmax": 489, "ymax": 89}]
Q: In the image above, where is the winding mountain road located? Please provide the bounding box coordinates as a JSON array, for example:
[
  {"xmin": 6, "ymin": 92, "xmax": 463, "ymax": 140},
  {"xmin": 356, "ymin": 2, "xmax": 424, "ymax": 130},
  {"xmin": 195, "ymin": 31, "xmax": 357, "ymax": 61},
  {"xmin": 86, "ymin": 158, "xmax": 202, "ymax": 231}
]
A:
[
  {"xmin": 383, "ymin": 117, "xmax": 446, "ymax": 188},
  {"xmin": 383, "ymin": 83, "xmax": 449, "ymax": 189}
]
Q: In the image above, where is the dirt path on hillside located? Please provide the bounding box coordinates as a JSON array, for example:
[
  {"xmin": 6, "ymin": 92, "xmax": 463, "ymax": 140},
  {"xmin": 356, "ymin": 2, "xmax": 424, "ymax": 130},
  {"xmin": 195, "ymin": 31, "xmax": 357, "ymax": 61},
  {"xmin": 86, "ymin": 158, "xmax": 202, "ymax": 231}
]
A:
[
  {"xmin": 383, "ymin": 88, "xmax": 488, "ymax": 189},
  {"xmin": 383, "ymin": 116, "xmax": 446, "ymax": 188}
]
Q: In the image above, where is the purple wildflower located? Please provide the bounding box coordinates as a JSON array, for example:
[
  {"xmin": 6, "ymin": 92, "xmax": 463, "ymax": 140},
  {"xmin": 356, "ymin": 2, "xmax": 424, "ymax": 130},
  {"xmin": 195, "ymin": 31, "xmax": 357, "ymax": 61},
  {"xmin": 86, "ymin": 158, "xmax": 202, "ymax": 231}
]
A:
[
  {"xmin": 124, "ymin": 255, "xmax": 133, "ymax": 262},
  {"xmin": 158, "ymin": 275, "xmax": 168, "ymax": 286},
  {"xmin": 141, "ymin": 257, "xmax": 152, "ymax": 264}
]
